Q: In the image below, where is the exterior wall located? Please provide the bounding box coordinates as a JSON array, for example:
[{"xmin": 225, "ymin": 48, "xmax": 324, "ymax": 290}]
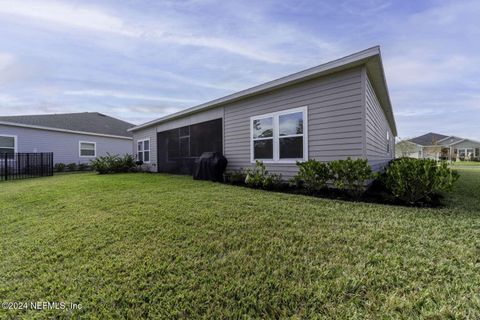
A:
[
  {"xmin": 156, "ymin": 107, "xmax": 224, "ymax": 132},
  {"xmin": 132, "ymin": 126, "xmax": 158, "ymax": 172},
  {"xmin": 224, "ymin": 68, "xmax": 365, "ymax": 179},
  {"xmin": 0, "ymin": 124, "xmax": 132, "ymax": 165},
  {"xmin": 365, "ymin": 73, "xmax": 394, "ymax": 171},
  {"xmin": 450, "ymin": 140, "xmax": 480, "ymax": 150},
  {"xmin": 450, "ymin": 140, "xmax": 480, "ymax": 160}
]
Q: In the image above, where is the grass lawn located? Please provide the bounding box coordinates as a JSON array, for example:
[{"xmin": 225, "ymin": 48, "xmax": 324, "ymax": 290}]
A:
[
  {"xmin": 1, "ymin": 169, "xmax": 480, "ymax": 318},
  {"xmin": 450, "ymin": 161, "xmax": 480, "ymax": 167}
]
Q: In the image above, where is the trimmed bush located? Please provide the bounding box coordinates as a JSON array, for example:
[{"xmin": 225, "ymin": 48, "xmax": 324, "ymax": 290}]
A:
[
  {"xmin": 293, "ymin": 160, "xmax": 331, "ymax": 194},
  {"xmin": 66, "ymin": 163, "xmax": 77, "ymax": 172},
  {"xmin": 381, "ymin": 158, "xmax": 459, "ymax": 205},
  {"xmin": 329, "ymin": 157, "xmax": 373, "ymax": 199},
  {"xmin": 90, "ymin": 154, "xmax": 136, "ymax": 174},
  {"xmin": 54, "ymin": 163, "xmax": 66, "ymax": 172},
  {"xmin": 245, "ymin": 161, "xmax": 283, "ymax": 190}
]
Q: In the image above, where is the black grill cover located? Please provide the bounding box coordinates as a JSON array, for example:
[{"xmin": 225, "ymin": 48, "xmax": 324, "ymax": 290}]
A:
[{"xmin": 193, "ymin": 152, "xmax": 227, "ymax": 182}]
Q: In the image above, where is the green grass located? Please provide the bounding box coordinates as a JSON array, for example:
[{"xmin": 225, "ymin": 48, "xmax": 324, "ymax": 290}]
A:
[
  {"xmin": 450, "ymin": 161, "xmax": 480, "ymax": 167},
  {"xmin": 1, "ymin": 169, "xmax": 480, "ymax": 319}
]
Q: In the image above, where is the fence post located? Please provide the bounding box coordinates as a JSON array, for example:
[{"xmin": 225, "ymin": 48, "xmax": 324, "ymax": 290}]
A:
[
  {"xmin": 4, "ymin": 154, "xmax": 7, "ymax": 181},
  {"xmin": 40, "ymin": 153, "xmax": 44, "ymax": 176}
]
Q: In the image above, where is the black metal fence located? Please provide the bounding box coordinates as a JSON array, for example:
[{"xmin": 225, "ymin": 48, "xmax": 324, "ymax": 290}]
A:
[{"xmin": 0, "ymin": 153, "xmax": 53, "ymax": 181}]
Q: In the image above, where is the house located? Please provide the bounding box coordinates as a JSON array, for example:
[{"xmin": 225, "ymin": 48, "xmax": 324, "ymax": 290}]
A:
[
  {"xmin": 128, "ymin": 46, "xmax": 397, "ymax": 178},
  {"xmin": 396, "ymin": 132, "xmax": 480, "ymax": 161},
  {"xmin": 0, "ymin": 112, "xmax": 134, "ymax": 165}
]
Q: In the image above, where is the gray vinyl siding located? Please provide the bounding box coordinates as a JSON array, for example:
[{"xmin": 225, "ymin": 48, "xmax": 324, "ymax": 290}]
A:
[
  {"xmin": 224, "ymin": 68, "xmax": 364, "ymax": 179},
  {"xmin": 0, "ymin": 124, "xmax": 132, "ymax": 165},
  {"xmin": 132, "ymin": 126, "xmax": 157, "ymax": 172},
  {"xmin": 365, "ymin": 74, "xmax": 394, "ymax": 171}
]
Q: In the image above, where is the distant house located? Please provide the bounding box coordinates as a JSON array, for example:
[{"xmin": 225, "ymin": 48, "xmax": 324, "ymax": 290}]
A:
[
  {"xmin": 128, "ymin": 46, "xmax": 397, "ymax": 177},
  {"xmin": 396, "ymin": 132, "xmax": 480, "ymax": 161},
  {"xmin": 0, "ymin": 112, "xmax": 134, "ymax": 165}
]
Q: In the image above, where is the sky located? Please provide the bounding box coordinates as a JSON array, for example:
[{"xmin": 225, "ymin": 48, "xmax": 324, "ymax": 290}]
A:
[{"xmin": 0, "ymin": 0, "xmax": 478, "ymax": 140}]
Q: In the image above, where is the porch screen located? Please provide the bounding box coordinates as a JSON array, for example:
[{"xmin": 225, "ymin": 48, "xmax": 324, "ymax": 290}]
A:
[{"xmin": 157, "ymin": 118, "xmax": 223, "ymax": 174}]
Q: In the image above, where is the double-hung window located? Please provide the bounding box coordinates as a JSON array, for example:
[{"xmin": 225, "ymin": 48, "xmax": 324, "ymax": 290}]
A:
[
  {"xmin": 0, "ymin": 135, "xmax": 16, "ymax": 155},
  {"xmin": 137, "ymin": 139, "xmax": 150, "ymax": 163},
  {"xmin": 251, "ymin": 106, "xmax": 307, "ymax": 163},
  {"xmin": 79, "ymin": 141, "xmax": 96, "ymax": 157}
]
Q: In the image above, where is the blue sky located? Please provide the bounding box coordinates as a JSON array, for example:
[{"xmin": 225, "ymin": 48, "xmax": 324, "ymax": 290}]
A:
[{"xmin": 0, "ymin": 0, "xmax": 478, "ymax": 140}]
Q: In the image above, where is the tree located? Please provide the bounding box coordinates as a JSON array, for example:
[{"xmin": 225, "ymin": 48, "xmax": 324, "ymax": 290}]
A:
[{"xmin": 395, "ymin": 137, "xmax": 420, "ymax": 158}]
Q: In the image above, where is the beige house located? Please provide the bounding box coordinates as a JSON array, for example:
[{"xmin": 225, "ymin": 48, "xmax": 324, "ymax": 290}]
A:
[{"xmin": 396, "ymin": 132, "xmax": 480, "ymax": 161}]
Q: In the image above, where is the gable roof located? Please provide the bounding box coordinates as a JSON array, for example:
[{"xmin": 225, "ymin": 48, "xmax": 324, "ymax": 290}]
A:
[
  {"xmin": 129, "ymin": 46, "xmax": 397, "ymax": 136},
  {"xmin": 408, "ymin": 132, "xmax": 449, "ymax": 146},
  {"xmin": 437, "ymin": 136, "xmax": 464, "ymax": 146},
  {"xmin": 0, "ymin": 112, "xmax": 134, "ymax": 138},
  {"xmin": 448, "ymin": 138, "xmax": 480, "ymax": 146}
]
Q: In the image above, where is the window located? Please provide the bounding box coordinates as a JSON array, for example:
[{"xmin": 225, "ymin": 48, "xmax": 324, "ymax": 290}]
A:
[
  {"xmin": 466, "ymin": 148, "xmax": 474, "ymax": 157},
  {"xmin": 251, "ymin": 107, "xmax": 307, "ymax": 163},
  {"xmin": 79, "ymin": 141, "xmax": 96, "ymax": 157},
  {"xmin": 0, "ymin": 135, "xmax": 16, "ymax": 155},
  {"xmin": 252, "ymin": 117, "xmax": 273, "ymax": 159},
  {"xmin": 386, "ymin": 131, "xmax": 390, "ymax": 153},
  {"xmin": 137, "ymin": 139, "xmax": 150, "ymax": 163}
]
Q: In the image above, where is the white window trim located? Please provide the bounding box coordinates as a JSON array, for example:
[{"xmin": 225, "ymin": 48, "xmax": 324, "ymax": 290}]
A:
[
  {"xmin": 79, "ymin": 141, "xmax": 96, "ymax": 157},
  {"xmin": 137, "ymin": 138, "xmax": 150, "ymax": 163},
  {"xmin": 0, "ymin": 134, "xmax": 17, "ymax": 153},
  {"xmin": 250, "ymin": 106, "xmax": 308, "ymax": 164}
]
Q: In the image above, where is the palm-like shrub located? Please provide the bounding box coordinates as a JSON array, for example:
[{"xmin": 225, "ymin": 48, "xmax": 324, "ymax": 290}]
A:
[{"xmin": 245, "ymin": 161, "xmax": 283, "ymax": 190}]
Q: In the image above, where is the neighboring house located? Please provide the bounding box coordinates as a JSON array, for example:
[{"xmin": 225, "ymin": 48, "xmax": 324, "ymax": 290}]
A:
[
  {"xmin": 129, "ymin": 46, "xmax": 397, "ymax": 178},
  {"xmin": 0, "ymin": 112, "xmax": 134, "ymax": 165},
  {"xmin": 395, "ymin": 132, "xmax": 480, "ymax": 161}
]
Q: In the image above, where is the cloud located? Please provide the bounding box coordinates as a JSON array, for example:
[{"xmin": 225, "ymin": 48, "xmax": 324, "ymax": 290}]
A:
[
  {"xmin": 385, "ymin": 54, "xmax": 474, "ymax": 87},
  {"xmin": 0, "ymin": 1, "xmax": 134, "ymax": 36},
  {"xmin": 63, "ymin": 90, "xmax": 198, "ymax": 103},
  {"xmin": 0, "ymin": 0, "xmax": 303, "ymax": 64},
  {"xmin": 0, "ymin": 52, "xmax": 15, "ymax": 70}
]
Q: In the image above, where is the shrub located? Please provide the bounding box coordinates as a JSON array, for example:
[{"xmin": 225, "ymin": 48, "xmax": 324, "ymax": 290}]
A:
[
  {"xmin": 225, "ymin": 169, "xmax": 247, "ymax": 185},
  {"xmin": 329, "ymin": 157, "xmax": 373, "ymax": 199},
  {"xmin": 381, "ymin": 158, "xmax": 459, "ymax": 205},
  {"xmin": 54, "ymin": 163, "xmax": 66, "ymax": 172},
  {"xmin": 245, "ymin": 161, "xmax": 283, "ymax": 190},
  {"xmin": 262, "ymin": 173, "xmax": 284, "ymax": 190},
  {"xmin": 78, "ymin": 163, "xmax": 90, "ymax": 171},
  {"xmin": 90, "ymin": 154, "xmax": 136, "ymax": 174},
  {"xmin": 66, "ymin": 163, "xmax": 77, "ymax": 172},
  {"xmin": 293, "ymin": 160, "xmax": 331, "ymax": 194}
]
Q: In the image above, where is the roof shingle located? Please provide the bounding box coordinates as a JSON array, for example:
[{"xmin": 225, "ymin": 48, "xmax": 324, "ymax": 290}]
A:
[
  {"xmin": 0, "ymin": 112, "xmax": 134, "ymax": 137},
  {"xmin": 408, "ymin": 132, "xmax": 449, "ymax": 146}
]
